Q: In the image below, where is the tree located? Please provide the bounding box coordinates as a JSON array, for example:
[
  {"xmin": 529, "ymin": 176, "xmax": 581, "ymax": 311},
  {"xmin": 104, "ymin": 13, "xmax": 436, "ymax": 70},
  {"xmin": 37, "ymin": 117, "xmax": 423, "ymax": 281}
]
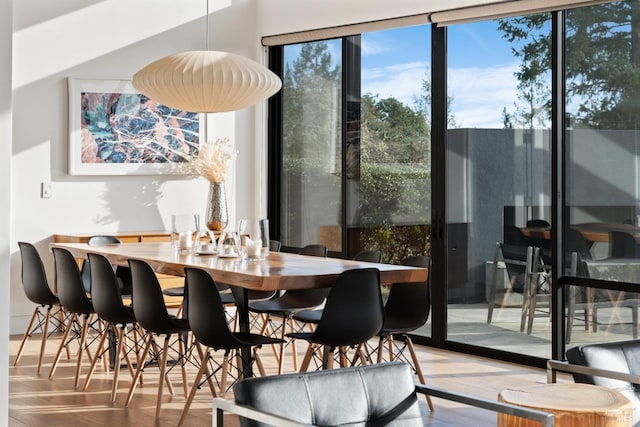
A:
[{"xmin": 498, "ymin": 1, "xmax": 640, "ymax": 129}]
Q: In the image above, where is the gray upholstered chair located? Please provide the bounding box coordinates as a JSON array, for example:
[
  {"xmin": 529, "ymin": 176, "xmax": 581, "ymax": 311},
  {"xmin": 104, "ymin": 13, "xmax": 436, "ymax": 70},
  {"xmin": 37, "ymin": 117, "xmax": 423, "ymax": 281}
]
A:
[
  {"xmin": 547, "ymin": 339, "xmax": 640, "ymax": 426},
  {"xmin": 213, "ymin": 362, "xmax": 554, "ymax": 427}
]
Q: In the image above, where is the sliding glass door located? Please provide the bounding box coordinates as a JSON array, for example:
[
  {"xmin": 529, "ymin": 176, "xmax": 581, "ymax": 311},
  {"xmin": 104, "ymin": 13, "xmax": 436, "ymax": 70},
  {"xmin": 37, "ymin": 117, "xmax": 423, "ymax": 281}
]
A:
[{"xmin": 445, "ymin": 17, "xmax": 552, "ymax": 359}]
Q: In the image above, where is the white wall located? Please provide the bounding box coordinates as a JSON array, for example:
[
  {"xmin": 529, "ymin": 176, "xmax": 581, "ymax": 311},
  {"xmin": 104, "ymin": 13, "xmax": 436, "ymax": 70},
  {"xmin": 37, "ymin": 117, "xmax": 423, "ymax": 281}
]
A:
[
  {"xmin": 8, "ymin": 0, "xmax": 450, "ymax": 335},
  {"xmin": 9, "ymin": 0, "xmax": 258, "ymax": 334},
  {"xmin": 2, "ymin": 0, "xmax": 12, "ymax": 421}
]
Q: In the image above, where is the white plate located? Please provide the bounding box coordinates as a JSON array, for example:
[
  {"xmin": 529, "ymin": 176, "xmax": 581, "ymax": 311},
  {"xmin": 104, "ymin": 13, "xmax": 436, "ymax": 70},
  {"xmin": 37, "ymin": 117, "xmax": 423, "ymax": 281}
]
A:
[
  {"xmin": 218, "ymin": 253, "xmax": 240, "ymax": 258},
  {"xmin": 194, "ymin": 250, "xmax": 216, "ymax": 256}
]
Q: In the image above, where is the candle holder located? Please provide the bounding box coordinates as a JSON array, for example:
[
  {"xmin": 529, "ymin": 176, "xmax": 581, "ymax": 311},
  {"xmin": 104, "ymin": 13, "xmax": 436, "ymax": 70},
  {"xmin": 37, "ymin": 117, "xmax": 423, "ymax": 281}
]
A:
[{"xmin": 171, "ymin": 214, "xmax": 200, "ymax": 253}]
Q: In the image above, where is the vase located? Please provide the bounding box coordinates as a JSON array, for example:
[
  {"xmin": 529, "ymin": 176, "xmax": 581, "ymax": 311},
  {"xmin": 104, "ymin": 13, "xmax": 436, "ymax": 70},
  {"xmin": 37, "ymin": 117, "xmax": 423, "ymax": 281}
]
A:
[{"xmin": 205, "ymin": 182, "xmax": 228, "ymax": 231}]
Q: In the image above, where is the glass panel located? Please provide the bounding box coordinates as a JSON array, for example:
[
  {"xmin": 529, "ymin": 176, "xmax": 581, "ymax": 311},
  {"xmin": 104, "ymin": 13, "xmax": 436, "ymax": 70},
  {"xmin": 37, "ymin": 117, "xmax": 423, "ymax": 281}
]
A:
[
  {"xmin": 565, "ymin": 1, "xmax": 640, "ymax": 284},
  {"xmin": 566, "ymin": 283, "xmax": 640, "ymax": 345},
  {"xmin": 280, "ymin": 40, "xmax": 343, "ymax": 249},
  {"xmin": 355, "ymin": 26, "xmax": 432, "ymax": 267},
  {"xmin": 446, "ymin": 17, "xmax": 552, "ymax": 358}
]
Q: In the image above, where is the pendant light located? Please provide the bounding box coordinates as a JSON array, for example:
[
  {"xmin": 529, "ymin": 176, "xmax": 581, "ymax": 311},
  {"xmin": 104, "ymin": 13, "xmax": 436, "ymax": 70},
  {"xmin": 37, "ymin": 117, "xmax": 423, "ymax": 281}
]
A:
[{"xmin": 132, "ymin": 2, "xmax": 281, "ymax": 113}]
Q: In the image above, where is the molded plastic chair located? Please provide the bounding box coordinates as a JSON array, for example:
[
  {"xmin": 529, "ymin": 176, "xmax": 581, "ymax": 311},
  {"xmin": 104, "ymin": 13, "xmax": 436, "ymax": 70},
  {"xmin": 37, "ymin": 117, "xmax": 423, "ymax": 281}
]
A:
[
  {"xmin": 15, "ymin": 242, "xmax": 67, "ymax": 375},
  {"xmin": 248, "ymin": 244, "xmax": 329, "ymax": 374},
  {"xmin": 49, "ymin": 247, "xmax": 99, "ymax": 389},
  {"xmin": 375, "ymin": 255, "xmax": 433, "ymax": 411},
  {"xmin": 125, "ymin": 258, "xmax": 191, "ymax": 419},
  {"xmin": 287, "ymin": 268, "xmax": 383, "ymax": 371},
  {"xmin": 526, "ymin": 219, "xmax": 551, "ymax": 228},
  {"xmin": 81, "ymin": 253, "xmax": 142, "ymax": 401},
  {"xmin": 292, "ymin": 249, "xmax": 384, "ymax": 325},
  {"xmin": 269, "ymin": 240, "xmax": 282, "ymax": 253},
  {"xmin": 609, "ymin": 230, "xmax": 640, "ymax": 258},
  {"xmin": 80, "ymin": 235, "xmax": 132, "ymax": 295},
  {"xmin": 177, "ymin": 267, "xmax": 284, "ymax": 426}
]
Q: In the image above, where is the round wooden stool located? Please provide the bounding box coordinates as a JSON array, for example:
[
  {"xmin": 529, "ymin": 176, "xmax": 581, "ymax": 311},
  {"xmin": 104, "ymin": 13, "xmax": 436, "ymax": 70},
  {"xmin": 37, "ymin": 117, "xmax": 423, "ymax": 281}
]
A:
[{"xmin": 497, "ymin": 383, "xmax": 633, "ymax": 427}]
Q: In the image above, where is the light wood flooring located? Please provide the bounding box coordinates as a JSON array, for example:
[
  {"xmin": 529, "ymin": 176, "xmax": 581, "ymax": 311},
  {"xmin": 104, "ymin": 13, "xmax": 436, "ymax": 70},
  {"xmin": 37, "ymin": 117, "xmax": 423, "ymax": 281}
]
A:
[{"xmin": 8, "ymin": 328, "xmax": 566, "ymax": 427}]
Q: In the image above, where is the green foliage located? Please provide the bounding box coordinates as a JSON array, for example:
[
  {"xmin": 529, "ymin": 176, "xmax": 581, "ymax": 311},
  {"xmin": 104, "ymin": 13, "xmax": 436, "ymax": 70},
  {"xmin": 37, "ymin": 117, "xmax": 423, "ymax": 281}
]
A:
[
  {"xmin": 498, "ymin": 1, "xmax": 640, "ymax": 129},
  {"xmin": 358, "ymin": 163, "xmax": 430, "ymax": 225},
  {"xmin": 358, "ymin": 224, "xmax": 430, "ymax": 264}
]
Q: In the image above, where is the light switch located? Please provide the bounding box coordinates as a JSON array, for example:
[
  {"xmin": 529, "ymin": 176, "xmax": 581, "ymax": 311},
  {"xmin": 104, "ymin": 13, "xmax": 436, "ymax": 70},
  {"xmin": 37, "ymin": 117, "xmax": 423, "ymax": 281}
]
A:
[{"xmin": 41, "ymin": 182, "xmax": 52, "ymax": 199}]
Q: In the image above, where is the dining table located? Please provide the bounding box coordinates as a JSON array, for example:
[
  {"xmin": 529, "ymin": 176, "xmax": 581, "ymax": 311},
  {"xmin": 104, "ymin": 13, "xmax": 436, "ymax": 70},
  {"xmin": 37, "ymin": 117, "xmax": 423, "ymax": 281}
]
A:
[
  {"xmin": 521, "ymin": 222, "xmax": 640, "ymax": 243},
  {"xmin": 50, "ymin": 241, "xmax": 428, "ymax": 375}
]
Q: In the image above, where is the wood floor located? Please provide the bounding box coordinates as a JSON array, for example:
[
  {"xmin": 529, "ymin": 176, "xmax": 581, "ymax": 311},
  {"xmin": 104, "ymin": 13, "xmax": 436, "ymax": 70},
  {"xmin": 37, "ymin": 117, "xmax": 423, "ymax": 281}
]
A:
[{"xmin": 8, "ymin": 330, "xmax": 565, "ymax": 427}]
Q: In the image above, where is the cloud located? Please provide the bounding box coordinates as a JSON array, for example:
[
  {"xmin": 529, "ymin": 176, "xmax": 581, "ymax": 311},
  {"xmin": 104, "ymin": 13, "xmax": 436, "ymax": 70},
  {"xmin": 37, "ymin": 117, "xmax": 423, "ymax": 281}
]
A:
[
  {"xmin": 362, "ymin": 61, "xmax": 430, "ymax": 107},
  {"xmin": 448, "ymin": 62, "xmax": 521, "ymax": 128},
  {"xmin": 363, "ymin": 60, "xmax": 523, "ymax": 128}
]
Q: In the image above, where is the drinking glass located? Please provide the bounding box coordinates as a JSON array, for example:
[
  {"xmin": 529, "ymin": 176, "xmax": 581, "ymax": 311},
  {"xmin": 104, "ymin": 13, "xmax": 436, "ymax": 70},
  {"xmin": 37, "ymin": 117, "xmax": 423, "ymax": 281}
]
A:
[{"xmin": 171, "ymin": 214, "xmax": 200, "ymax": 253}]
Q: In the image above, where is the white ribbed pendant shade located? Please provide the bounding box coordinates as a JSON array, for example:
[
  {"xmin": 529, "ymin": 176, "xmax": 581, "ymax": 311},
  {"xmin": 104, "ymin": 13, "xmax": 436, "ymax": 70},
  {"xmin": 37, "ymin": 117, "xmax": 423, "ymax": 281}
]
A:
[{"xmin": 132, "ymin": 50, "xmax": 282, "ymax": 113}]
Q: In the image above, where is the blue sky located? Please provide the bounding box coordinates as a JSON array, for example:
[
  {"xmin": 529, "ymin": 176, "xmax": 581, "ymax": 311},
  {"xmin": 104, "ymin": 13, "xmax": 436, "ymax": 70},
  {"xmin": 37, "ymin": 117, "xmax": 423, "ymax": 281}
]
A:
[
  {"xmin": 361, "ymin": 21, "xmax": 527, "ymax": 128},
  {"xmin": 284, "ymin": 21, "xmax": 543, "ymax": 128}
]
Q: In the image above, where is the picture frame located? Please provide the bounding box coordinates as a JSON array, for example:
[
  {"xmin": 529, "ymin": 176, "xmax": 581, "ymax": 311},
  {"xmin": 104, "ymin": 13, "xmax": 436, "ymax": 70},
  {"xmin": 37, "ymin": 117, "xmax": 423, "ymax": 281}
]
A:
[{"xmin": 68, "ymin": 78, "xmax": 203, "ymax": 175}]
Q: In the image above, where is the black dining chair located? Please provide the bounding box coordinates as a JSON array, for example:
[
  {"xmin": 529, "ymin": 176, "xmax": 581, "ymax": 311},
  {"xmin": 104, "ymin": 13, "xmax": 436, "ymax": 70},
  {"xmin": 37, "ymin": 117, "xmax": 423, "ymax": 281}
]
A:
[
  {"xmin": 292, "ymin": 249, "xmax": 384, "ymax": 325},
  {"xmin": 609, "ymin": 230, "xmax": 640, "ymax": 258},
  {"xmin": 124, "ymin": 258, "xmax": 192, "ymax": 419},
  {"xmin": 80, "ymin": 235, "xmax": 132, "ymax": 295},
  {"xmin": 81, "ymin": 253, "xmax": 142, "ymax": 402},
  {"xmin": 15, "ymin": 242, "xmax": 68, "ymax": 375},
  {"xmin": 374, "ymin": 255, "xmax": 434, "ymax": 411},
  {"xmin": 287, "ymin": 268, "xmax": 383, "ymax": 371},
  {"xmin": 177, "ymin": 267, "xmax": 284, "ymax": 427},
  {"xmin": 49, "ymin": 247, "xmax": 100, "ymax": 389},
  {"xmin": 248, "ymin": 244, "xmax": 329, "ymax": 374}
]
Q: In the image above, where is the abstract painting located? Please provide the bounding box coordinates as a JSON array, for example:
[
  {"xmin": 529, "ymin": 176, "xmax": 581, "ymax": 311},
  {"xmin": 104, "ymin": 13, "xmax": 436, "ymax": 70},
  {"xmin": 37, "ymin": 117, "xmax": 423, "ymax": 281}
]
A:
[{"xmin": 68, "ymin": 78, "xmax": 203, "ymax": 175}]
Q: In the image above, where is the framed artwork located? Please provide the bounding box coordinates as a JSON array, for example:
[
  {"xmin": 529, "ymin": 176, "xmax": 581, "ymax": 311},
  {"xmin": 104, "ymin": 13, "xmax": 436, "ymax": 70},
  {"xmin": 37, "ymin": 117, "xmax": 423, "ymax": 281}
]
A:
[{"xmin": 68, "ymin": 78, "xmax": 203, "ymax": 175}]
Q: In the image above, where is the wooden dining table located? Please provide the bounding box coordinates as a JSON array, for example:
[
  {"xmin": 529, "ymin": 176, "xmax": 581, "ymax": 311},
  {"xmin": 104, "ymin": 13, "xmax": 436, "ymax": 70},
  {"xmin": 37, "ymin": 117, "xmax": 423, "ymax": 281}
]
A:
[
  {"xmin": 521, "ymin": 222, "xmax": 640, "ymax": 243},
  {"xmin": 50, "ymin": 241, "xmax": 428, "ymax": 375}
]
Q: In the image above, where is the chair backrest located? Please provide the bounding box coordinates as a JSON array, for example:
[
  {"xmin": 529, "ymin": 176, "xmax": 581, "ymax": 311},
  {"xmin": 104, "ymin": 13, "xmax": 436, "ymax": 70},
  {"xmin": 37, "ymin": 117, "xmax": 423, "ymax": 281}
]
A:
[
  {"xmin": 88, "ymin": 252, "xmax": 135, "ymax": 325},
  {"xmin": 499, "ymin": 243, "xmax": 533, "ymax": 293},
  {"xmin": 526, "ymin": 219, "xmax": 551, "ymax": 228},
  {"xmin": 268, "ymin": 240, "xmax": 282, "ymax": 253},
  {"xmin": 128, "ymin": 258, "xmax": 178, "ymax": 333},
  {"xmin": 504, "ymin": 225, "xmax": 530, "ymax": 246},
  {"xmin": 233, "ymin": 362, "xmax": 422, "ymax": 427},
  {"xmin": 81, "ymin": 235, "xmax": 132, "ymax": 295},
  {"xmin": 610, "ymin": 231, "xmax": 639, "ymax": 258},
  {"xmin": 566, "ymin": 340, "xmax": 640, "ymax": 426},
  {"xmin": 312, "ymin": 268, "xmax": 383, "ymax": 347},
  {"xmin": 566, "ymin": 228, "xmax": 592, "ymax": 259},
  {"xmin": 185, "ymin": 267, "xmax": 238, "ymax": 349},
  {"xmin": 299, "ymin": 244, "xmax": 327, "ymax": 257},
  {"xmin": 52, "ymin": 247, "xmax": 94, "ymax": 315},
  {"xmin": 384, "ymin": 256, "xmax": 431, "ymax": 331},
  {"xmin": 353, "ymin": 250, "xmax": 383, "ymax": 263},
  {"xmin": 17, "ymin": 242, "xmax": 59, "ymax": 306}
]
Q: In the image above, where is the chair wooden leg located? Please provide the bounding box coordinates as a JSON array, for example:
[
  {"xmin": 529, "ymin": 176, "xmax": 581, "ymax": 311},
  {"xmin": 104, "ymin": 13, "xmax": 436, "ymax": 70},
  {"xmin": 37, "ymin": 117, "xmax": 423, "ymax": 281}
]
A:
[
  {"xmin": 82, "ymin": 323, "xmax": 111, "ymax": 391},
  {"xmin": 406, "ymin": 337, "xmax": 434, "ymax": 412},
  {"xmin": 220, "ymin": 352, "xmax": 229, "ymax": 396},
  {"xmin": 299, "ymin": 344, "xmax": 314, "ymax": 372},
  {"xmin": 49, "ymin": 313, "xmax": 77, "ymax": 378},
  {"xmin": 178, "ymin": 347, "xmax": 212, "ymax": 427},
  {"xmin": 111, "ymin": 325, "xmax": 127, "ymax": 402},
  {"xmin": 254, "ymin": 349, "xmax": 266, "ymax": 376},
  {"xmin": 14, "ymin": 308, "xmax": 39, "ymax": 368},
  {"xmin": 277, "ymin": 317, "xmax": 287, "ymax": 374},
  {"xmin": 178, "ymin": 334, "xmax": 189, "ymax": 398},
  {"xmin": 289, "ymin": 317, "xmax": 298, "ymax": 372},
  {"xmin": 74, "ymin": 315, "xmax": 92, "ymax": 389},
  {"xmin": 155, "ymin": 336, "xmax": 171, "ymax": 419},
  {"xmin": 37, "ymin": 308, "xmax": 52, "ymax": 375},
  {"xmin": 125, "ymin": 333, "xmax": 153, "ymax": 407}
]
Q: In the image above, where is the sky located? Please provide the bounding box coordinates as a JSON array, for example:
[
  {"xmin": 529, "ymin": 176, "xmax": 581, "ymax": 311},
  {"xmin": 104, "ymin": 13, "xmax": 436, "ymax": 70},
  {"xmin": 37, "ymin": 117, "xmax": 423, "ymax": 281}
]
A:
[
  {"xmin": 283, "ymin": 20, "xmax": 547, "ymax": 129},
  {"xmin": 360, "ymin": 21, "xmax": 526, "ymax": 128}
]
